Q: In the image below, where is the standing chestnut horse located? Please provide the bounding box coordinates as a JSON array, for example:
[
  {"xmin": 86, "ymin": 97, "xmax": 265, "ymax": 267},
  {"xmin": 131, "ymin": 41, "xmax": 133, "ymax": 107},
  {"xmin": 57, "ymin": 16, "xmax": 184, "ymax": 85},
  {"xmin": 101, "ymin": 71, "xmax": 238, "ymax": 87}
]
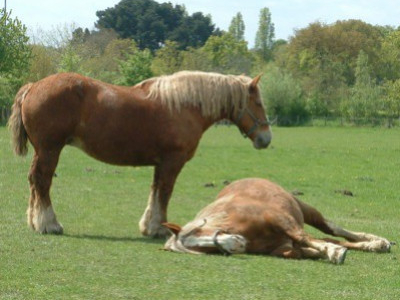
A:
[{"xmin": 9, "ymin": 71, "xmax": 271, "ymax": 237}]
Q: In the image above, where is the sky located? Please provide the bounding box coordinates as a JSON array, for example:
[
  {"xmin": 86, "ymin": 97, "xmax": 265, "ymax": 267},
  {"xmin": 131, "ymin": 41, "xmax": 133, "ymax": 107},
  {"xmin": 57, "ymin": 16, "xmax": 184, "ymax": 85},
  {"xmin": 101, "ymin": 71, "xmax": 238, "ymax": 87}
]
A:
[{"xmin": 5, "ymin": 0, "xmax": 400, "ymax": 46}]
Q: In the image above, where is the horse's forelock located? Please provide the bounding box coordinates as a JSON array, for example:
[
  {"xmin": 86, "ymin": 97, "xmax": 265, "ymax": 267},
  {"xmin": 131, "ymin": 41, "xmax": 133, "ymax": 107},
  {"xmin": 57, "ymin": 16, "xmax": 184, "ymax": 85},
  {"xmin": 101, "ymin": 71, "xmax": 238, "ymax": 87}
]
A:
[{"xmin": 146, "ymin": 71, "xmax": 251, "ymax": 118}]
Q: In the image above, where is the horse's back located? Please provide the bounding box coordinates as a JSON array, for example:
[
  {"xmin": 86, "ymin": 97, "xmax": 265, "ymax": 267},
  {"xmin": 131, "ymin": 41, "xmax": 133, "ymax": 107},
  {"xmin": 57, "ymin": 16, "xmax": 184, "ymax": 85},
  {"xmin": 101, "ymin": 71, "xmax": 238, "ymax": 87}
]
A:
[{"xmin": 217, "ymin": 178, "xmax": 296, "ymax": 208}]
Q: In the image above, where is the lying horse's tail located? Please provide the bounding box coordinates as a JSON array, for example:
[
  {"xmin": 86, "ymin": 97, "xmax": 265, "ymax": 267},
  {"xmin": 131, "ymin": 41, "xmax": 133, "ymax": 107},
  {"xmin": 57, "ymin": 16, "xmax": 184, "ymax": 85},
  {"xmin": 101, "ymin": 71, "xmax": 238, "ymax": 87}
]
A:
[{"xmin": 8, "ymin": 83, "xmax": 33, "ymax": 156}]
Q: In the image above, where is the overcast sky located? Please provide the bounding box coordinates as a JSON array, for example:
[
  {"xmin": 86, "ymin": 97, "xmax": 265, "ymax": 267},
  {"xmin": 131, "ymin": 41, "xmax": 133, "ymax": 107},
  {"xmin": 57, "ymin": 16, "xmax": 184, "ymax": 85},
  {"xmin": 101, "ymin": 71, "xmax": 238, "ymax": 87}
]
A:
[{"xmin": 6, "ymin": 0, "xmax": 400, "ymax": 46}]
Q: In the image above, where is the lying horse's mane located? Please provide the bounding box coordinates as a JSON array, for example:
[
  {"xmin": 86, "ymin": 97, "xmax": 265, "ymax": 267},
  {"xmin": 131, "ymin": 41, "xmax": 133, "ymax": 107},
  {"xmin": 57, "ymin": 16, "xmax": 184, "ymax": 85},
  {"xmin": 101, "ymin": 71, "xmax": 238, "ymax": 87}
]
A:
[{"xmin": 143, "ymin": 71, "xmax": 252, "ymax": 118}]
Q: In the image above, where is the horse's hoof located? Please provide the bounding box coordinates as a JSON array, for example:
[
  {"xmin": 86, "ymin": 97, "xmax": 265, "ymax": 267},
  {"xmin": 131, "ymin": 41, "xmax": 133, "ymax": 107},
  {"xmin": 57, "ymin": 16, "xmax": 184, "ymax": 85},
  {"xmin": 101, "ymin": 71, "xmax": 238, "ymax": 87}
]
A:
[
  {"xmin": 327, "ymin": 245, "xmax": 347, "ymax": 264},
  {"xmin": 38, "ymin": 222, "xmax": 64, "ymax": 235},
  {"xmin": 335, "ymin": 247, "xmax": 347, "ymax": 265},
  {"xmin": 140, "ymin": 226, "xmax": 170, "ymax": 239},
  {"xmin": 47, "ymin": 224, "xmax": 64, "ymax": 235},
  {"xmin": 368, "ymin": 239, "xmax": 392, "ymax": 253}
]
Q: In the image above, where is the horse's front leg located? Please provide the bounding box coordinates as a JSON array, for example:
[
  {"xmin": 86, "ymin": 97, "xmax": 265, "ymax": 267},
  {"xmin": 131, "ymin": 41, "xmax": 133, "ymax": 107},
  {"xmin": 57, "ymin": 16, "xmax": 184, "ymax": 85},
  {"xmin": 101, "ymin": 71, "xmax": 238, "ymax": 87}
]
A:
[{"xmin": 139, "ymin": 156, "xmax": 186, "ymax": 238}]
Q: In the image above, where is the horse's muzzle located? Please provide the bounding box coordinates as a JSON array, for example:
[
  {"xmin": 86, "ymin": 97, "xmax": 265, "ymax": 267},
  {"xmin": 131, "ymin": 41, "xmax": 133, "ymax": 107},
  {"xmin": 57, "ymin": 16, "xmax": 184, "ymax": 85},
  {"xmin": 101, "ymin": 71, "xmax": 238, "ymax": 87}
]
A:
[{"xmin": 254, "ymin": 130, "xmax": 272, "ymax": 149}]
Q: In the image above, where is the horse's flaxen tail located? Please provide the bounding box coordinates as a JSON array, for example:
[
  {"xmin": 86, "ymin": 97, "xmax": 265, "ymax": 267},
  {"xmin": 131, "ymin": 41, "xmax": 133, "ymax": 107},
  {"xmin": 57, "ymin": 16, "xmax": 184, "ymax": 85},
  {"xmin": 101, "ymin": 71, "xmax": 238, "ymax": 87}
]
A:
[{"xmin": 8, "ymin": 83, "xmax": 33, "ymax": 156}]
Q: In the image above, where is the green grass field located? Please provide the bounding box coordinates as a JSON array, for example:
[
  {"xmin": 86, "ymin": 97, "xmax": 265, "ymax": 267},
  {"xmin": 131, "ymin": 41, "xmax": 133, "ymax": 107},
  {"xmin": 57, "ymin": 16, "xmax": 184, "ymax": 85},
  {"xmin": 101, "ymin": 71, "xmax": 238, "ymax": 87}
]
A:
[{"xmin": 1, "ymin": 125, "xmax": 399, "ymax": 299}]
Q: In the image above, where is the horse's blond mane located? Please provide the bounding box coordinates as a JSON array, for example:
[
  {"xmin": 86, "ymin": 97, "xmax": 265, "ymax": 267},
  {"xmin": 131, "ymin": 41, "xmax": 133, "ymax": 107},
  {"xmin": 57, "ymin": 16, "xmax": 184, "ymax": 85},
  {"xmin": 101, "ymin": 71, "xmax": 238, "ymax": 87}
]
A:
[{"xmin": 143, "ymin": 71, "xmax": 252, "ymax": 118}]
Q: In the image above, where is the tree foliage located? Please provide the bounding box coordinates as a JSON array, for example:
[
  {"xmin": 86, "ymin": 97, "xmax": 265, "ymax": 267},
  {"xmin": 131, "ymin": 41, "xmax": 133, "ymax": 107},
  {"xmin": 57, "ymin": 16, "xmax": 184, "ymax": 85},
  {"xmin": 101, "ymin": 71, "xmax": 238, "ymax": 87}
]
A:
[
  {"xmin": 179, "ymin": 47, "xmax": 213, "ymax": 72},
  {"xmin": 167, "ymin": 12, "xmax": 216, "ymax": 50},
  {"xmin": 382, "ymin": 79, "xmax": 400, "ymax": 119},
  {"xmin": 341, "ymin": 51, "xmax": 381, "ymax": 119},
  {"xmin": 280, "ymin": 20, "xmax": 387, "ymax": 116},
  {"xmin": 254, "ymin": 7, "xmax": 275, "ymax": 61},
  {"xmin": 58, "ymin": 45, "xmax": 83, "ymax": 73},
  {"xmin": 0, "ymin": 9, "xmax": 32, "ymax": 109},
  {"xmin": 229, "ymin": 12, "xmax": 245, "ymax": 41},
  {"xmin": 261, "ymin": 64, "xmax": 308, "ymax": 125},
  {"xmin": 27, "ymin": 45, "xmax": 58, "ymax": 82},
  {"xmin": 3, "ymin": 4, "xmax": 400, "ymax": 125},
  {"xmin": 0, "ymin": 9, "xmax": 31, "ymax": 76},
  {"xmin": 116, "ymin": 41, "xmax": 153, "ymax": 86},
  {"xmin": 380, "ymin": 30, "xmax": 400, "ymax": 81},
  {"xmin": 96, "ymin": 0, "xmax": 215, "ymax": 51},
  {"xmin": 287, "ymin": 20, "xmax": 384, "ymax": 85},
  {"xmin": 151, "ymin": 40, "xmax": 182, "ymax": 75},
  {"xmin": 202, "ymin": 33, "xmax": 253, "ymax": 74}
]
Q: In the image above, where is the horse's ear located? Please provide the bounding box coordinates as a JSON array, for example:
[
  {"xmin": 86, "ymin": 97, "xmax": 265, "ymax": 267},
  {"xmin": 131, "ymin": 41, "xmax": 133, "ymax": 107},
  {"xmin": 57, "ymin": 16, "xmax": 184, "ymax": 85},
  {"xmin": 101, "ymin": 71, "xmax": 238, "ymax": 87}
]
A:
[
  {"xmin": 250, "ymin": 73, "xmax": 263, "ymax": 90},
  {"xmin": 162, "ymin": 222, "xmax": 182, "ymax": 236}
]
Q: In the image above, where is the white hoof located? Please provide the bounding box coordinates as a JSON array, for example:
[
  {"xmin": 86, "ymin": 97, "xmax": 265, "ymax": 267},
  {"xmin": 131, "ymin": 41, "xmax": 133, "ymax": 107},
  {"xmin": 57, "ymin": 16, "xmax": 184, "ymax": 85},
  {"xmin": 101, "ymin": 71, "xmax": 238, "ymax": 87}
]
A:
[
  {"xmin": 31, "ymin": 205, "xmax": 63, "ymax": 234},
  {"xmin": 365, "ymin": 239, "xmax": 392, "ymax": 253},
  {"xmin": 39, "ymin": 221, "xmax": 64, "ymax": 235},
  {"xmin": 218, "ymin": 234, "xmax": 247, "ymax": 254},
  {"xmin": 139, "ymin": 218, "xmax": 169, "ymax": 238},
  {"xmin": 327, "ymin": 245, "xmax": 347, "ymax": 264}
]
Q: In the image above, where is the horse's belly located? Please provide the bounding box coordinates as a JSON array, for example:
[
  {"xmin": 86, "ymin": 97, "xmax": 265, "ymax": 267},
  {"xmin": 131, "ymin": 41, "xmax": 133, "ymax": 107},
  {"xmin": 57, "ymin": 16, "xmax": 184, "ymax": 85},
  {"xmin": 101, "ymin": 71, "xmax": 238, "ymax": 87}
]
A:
[{"xmin": 68, "ymin": 136, "xmax": 160, "ymax": 166}]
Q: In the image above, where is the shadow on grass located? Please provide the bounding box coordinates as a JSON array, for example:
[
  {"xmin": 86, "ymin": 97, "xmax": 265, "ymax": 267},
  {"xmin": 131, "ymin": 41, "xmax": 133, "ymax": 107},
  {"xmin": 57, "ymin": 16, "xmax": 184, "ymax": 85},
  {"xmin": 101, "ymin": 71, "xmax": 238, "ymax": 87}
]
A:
[{"xmin": 63, "ymin": 233, "xmax": 165, "ymax": 245}]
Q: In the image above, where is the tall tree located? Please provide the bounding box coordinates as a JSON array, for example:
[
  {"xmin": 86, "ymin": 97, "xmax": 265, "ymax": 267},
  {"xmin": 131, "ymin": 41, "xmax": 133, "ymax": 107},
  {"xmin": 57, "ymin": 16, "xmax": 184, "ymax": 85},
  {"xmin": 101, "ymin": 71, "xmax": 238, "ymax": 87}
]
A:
[
  {"xmin": 287, "ymin": 20, "xmax": 384, "ymax": 85},
  {"xmin": 354, "ymin": 50, "xmax": 372, "ymax": 86},
  {"xmin": 168, "ymin": 12, "xmax": 215, "ymax": 50},
  {"xmin": 202, "ymin": 33, "xmax": 253, "ymax": 74},
  {"xmin": 282, "ymin": 20, "xmax": 385, "ymax": 116},
  {"xmin": 96, "ymin": 0, "xmax": 215, "ymax": 51},
  {"xmin": 380, "ymin": 30, "xmax": 400, "ymax": 81},
  {"xmin": 0, "ymin": 8, "xmax": 31, "ymax": 76},
  {"xmin": 341, "ymin": 50, "xmax": 381, "ymax": 119},
  {"xmin": 261, "ymin": 64, "xmax": 307, "ymax": 125},
  {"xmin": 254, "ymin": 7, "xmax": 275, "ymax": 61},
  {"xmin": 0, "ymin": 8, "xmax": 32, "ymax": 110},
  {"xmin": 382, "ymin": 79, "xmax": 400, "ymax": 122},
  {"xmin": 228, "ymin": 12, "xmax": 245, "ymax": 41}
]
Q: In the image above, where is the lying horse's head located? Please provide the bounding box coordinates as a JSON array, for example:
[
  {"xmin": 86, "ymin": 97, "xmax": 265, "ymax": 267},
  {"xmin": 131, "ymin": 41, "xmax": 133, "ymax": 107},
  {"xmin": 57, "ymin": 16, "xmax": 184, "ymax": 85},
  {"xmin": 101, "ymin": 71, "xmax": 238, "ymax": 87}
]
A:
[
  {"xmin": 163, "ymin": 218, "xmax": 247, "ymax": 255},
  {"xmin": 163, "ymin": 221, "xmax": 204, "ymax": 254}
]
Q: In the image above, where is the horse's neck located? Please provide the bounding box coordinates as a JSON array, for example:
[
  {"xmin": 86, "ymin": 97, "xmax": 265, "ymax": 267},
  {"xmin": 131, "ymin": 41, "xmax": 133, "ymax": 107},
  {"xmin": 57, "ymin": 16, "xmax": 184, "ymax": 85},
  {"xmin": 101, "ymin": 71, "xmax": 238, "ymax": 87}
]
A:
[{"xmin": 198, "ymin": 109, "xmax": 231, "ymax": 131}]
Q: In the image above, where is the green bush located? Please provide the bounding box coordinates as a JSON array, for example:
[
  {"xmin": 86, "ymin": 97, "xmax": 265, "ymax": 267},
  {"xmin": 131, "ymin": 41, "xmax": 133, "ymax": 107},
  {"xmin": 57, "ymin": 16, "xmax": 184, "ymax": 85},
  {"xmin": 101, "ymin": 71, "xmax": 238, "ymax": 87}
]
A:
[
  {"xmin": 261, "ymin": 64, "xmax": 309, "ymax": 125},
  {"xmin": 115, "ymin": 41, "xmax": 153, "ymax": 86}
]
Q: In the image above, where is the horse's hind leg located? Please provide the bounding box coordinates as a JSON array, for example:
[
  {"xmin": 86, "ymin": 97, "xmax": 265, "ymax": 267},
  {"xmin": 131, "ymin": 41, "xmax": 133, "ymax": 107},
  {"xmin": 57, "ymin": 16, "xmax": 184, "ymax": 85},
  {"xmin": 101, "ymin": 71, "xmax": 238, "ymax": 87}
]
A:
[
  {"xmin": 28, "ymin": 148, "xmax": 63, "ymax": 234},
  {"xmin": 319, "ymin": 222, "xmax": 392, "ymax": 253},
  {"xmin": 296, "ymin": 198, "xmax": 392, "ymax": 253},
  {"xmin": 270, "ymin": 213, "xmax": 347, "ymax": 264}
]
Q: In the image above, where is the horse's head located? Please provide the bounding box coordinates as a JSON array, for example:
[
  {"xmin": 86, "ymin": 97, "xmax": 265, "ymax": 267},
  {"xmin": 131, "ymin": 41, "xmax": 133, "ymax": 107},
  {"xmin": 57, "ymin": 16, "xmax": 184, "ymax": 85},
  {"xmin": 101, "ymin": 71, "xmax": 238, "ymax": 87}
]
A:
[
  {"xmin": 233, "ymin": 74, "xmax": 272, "ymax": 149},
  {"xmin": 162, "ymin": 221, "xmax": 204, "ymax": 254}
]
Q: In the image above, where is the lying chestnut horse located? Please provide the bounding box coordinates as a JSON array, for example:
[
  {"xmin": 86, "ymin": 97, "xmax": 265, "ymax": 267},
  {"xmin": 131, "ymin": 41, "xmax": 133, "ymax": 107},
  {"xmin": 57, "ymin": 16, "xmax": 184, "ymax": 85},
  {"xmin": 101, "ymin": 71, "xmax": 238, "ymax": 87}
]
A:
[
  {"xmin": 163, "ymin": 178, "xmax": 393, "ymax": 263},
  {"xmin": 9, "ymin": 71, "xmax": 271, "ymax": 237}
]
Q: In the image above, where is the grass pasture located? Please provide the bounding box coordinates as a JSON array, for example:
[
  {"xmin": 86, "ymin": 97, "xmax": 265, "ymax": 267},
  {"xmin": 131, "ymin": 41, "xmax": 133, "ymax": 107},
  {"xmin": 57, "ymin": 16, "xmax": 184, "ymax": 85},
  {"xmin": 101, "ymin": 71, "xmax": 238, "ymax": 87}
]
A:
[{"xmin": 1, "ymin": 125, "xmax": 399, "ymax": 299}]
